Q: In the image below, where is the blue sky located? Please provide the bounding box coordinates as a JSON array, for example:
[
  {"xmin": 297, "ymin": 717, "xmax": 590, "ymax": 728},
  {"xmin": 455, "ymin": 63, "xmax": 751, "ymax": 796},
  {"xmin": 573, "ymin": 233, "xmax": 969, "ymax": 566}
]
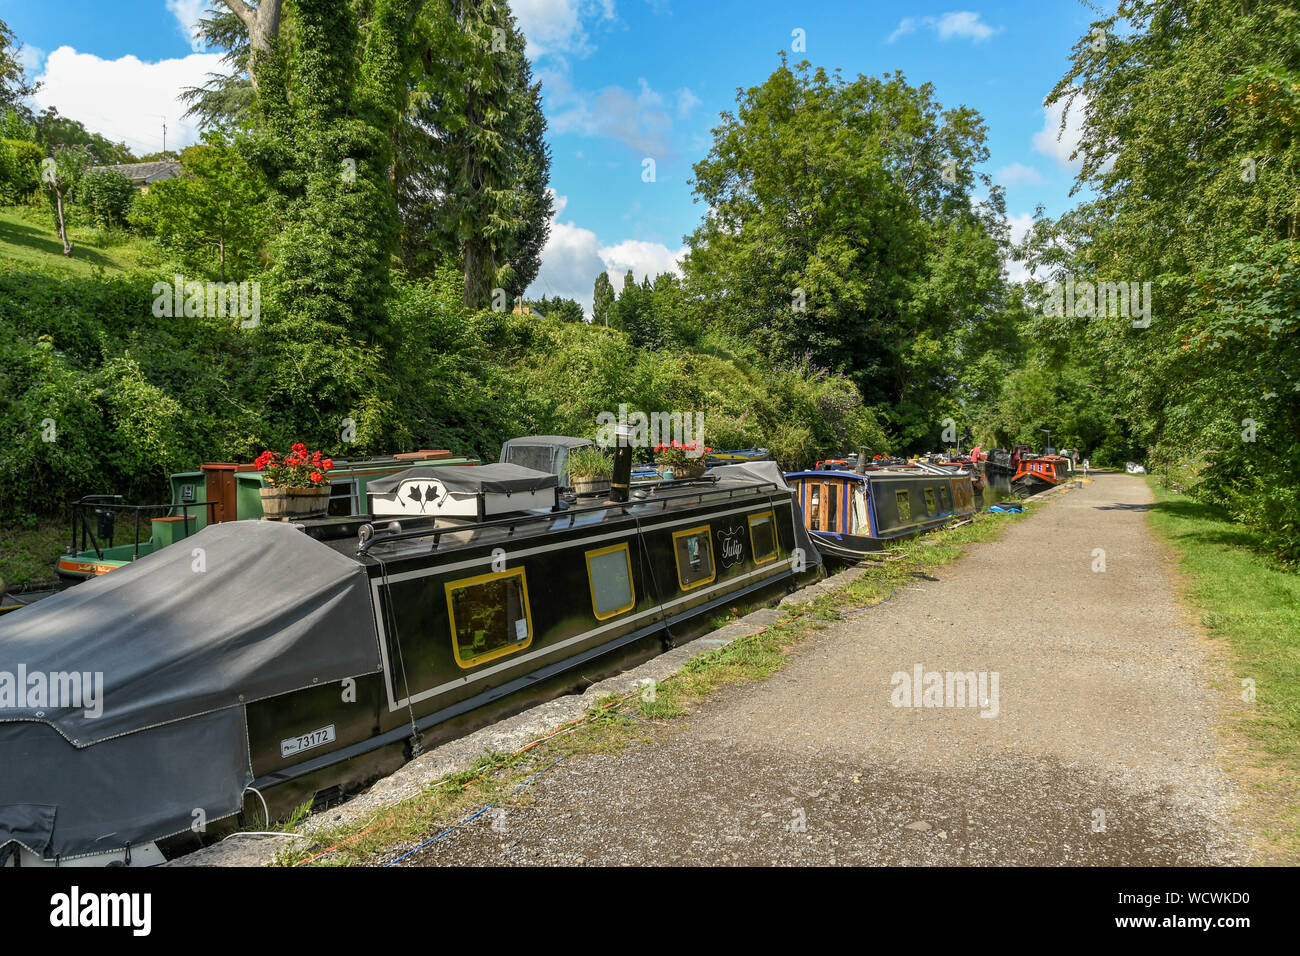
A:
[{"xmin": 4, "ymin": 1, "xmax": 1103, "ymax": 308}]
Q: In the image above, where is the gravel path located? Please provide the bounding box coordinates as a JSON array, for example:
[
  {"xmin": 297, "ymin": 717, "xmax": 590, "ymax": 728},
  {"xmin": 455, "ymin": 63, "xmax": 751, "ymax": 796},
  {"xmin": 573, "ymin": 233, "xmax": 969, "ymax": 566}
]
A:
[{"xmin": 398, "ymin": 474, "xmax": 1249, "ymax": 866}]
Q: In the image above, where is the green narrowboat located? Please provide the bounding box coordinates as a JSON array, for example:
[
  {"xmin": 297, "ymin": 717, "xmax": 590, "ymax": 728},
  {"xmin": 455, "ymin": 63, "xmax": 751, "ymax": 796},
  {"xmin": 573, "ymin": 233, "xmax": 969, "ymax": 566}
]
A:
[{"xmin": 55, "ymin": 450, "xmax": 479, "ymax": 585}]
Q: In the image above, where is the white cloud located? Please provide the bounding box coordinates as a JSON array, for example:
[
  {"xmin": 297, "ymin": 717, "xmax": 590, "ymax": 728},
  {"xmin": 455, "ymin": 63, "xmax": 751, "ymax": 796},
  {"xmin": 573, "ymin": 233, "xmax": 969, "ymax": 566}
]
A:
[
  {"xmin": 166, "ymin": 0, "xmax": 211, "ymax": 51},
  {"xmin": 676, "ymin": 86, "xmax": 701, "ymax": 118},
  {"xmin": 512, "ymin": 0, "xmax": 616, "ymax": 59},
  {"xmin": 33, "ymin": 46, "xmax": 224, "ymax": 155},
  {"xmin": 546, "ymin": 73, "xmax": 675, "ymax": 156},
  {"xmin": 888, "ymin": 12, "xmax": 1001, "ymax": 44},
  {"xmin": 1033, "ymin": 92, "xmax": 1087, "ymax": 170},
  {"xmin": 16, "ymin": 44, "xmax": 46, "ymax": 74},
  {"xmin": 1004, "ymin": 212, "xmax": 1036, "ymax": 285},
  {"xmin": 599, "ymin": 239, "xmax": 685, "ymax": 283},
  {"xmin": 526, "ymin": 191, "xmax": 685, "ymax": 315},
  {"xmin": 996, "ymin": 161, "xmax": 1047, "ymax": 186}
]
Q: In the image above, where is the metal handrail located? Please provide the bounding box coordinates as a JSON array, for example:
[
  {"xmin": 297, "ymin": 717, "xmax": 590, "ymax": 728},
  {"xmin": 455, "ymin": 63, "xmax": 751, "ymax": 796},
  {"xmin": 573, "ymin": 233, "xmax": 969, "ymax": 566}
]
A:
[
  {"xmin": 357, "ymin": 477, "xmax": 785, "ymax": 555},
  {"xmin": 70, "ymin": 496, "xmax": 220, "ymax": 560}
]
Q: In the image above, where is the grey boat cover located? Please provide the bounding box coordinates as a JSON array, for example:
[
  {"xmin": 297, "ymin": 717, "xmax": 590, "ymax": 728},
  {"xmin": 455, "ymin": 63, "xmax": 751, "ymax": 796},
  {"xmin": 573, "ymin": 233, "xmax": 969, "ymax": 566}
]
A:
[
  {"xmin": 0, "ymin": 520, "xmax": 382, "ymax": 861},
  {"xmin": 368, "ymin": 462, "xmax": 558, "ymax": 496},
  {"xmin": 710, "ymin": 462, "xmax": 823, "ymax": 571},
  {"xmin": 499, "ymin": 435, "xmax": 593, "ymax": 484}
]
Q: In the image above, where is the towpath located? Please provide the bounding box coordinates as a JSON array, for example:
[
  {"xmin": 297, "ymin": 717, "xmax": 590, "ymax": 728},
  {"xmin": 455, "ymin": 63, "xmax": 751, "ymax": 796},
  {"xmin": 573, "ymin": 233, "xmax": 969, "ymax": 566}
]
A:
[{"xmin": 401, "ymin": 473, "xmax": 1249, "ymax": 865}]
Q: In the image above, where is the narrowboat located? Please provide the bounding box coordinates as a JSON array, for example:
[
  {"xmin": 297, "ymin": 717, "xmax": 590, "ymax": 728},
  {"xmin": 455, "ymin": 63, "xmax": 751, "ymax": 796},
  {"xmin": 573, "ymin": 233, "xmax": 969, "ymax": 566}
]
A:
[
  {"xmin": 705, "ymin": 448, "xmax": 773, "ymax": 467},
  {"xmin": 0, "ymin": 448, "xmax": 819, "ymax": 866},
  {"xmin": 785, "ymin": 463, "xmax": 977, "ymax": 562},
  {"xmin": 56, "ymin": 450, "xmax": 479, "ymax": 585},
  {"xmin": 1010, "ymin": 454, "xmax": 1073, "ymax": 493}
]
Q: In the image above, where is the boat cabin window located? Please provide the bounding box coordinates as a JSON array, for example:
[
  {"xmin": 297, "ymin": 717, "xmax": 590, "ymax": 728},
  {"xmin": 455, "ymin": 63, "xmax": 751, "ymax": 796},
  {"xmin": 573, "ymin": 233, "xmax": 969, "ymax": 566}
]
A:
[
  {"xmin": 826, "ymin": 484, "xmax": 838, "ymax": 531},
  {"xmin": 445, "ymin": 568, "xmax": 534, "ymax": 669},
  {"xmin": 673, "ymin": 525, "xmax": 716, "ymax": 590},
  {"xmin": 327, "ymin": 478, "xmax": 360, "ymax": 516},
  {"xmin": 748, "ymin": 510, "xmax": 779, "ymax": 565},
  {"xmin": 808, "ymin": 485, "xmax": 821, "ymax": 528},
  {"xmin": 586, "ymin": 543, "xmax": 636, "ymax": 620},
  {"xmin": 939, "ymin": 486, "xmax": 952, "ymax": 511},
  {"xmin": 924, "ymin": 488, "xmax": 937, "ymax": 515},
  {"xmin": 897, "ymin": 490, "xmax": 912, "ymax": 522}
]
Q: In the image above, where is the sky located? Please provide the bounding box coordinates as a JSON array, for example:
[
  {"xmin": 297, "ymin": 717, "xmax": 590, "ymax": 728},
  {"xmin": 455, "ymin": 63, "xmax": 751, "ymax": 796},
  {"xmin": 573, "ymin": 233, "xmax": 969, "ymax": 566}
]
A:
[{"xmin": 3, "ymin": 0, "xmax": 1103, "ymax": 310}]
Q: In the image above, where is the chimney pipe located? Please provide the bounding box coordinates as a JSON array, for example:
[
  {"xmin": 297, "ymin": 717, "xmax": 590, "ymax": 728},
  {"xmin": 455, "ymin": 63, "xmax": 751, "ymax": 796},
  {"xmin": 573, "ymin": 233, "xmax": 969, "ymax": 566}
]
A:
[{"xmin": 610, "ymin": 424, "xmax": 634, "ymax": 502}]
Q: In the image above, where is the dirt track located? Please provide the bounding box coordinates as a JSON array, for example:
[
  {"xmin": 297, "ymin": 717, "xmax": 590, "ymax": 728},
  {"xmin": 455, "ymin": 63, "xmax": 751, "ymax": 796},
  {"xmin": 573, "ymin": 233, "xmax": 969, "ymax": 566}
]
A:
[{"xmin": 397, "ymin": 473, "xmax": 1248, "ymax": 865}]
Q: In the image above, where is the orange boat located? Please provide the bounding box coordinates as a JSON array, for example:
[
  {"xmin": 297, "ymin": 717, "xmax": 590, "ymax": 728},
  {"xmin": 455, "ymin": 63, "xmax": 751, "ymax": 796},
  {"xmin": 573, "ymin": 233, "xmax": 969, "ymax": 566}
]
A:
[{"xmin": 1011, "ymin": 454, "xmax": 1073, "ymax": 492}]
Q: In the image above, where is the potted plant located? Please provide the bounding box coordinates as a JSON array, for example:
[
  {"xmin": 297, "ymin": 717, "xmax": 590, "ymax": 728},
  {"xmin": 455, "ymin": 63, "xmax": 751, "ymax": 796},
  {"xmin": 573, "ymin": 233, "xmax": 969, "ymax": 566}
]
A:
[
  {"xmin": 254, "ymin": 443, "xmax": 335, "ymax": 519},
  {"xmin": 654, "ymin": 440, "xmax": 712, "ymax": 479},
  {"xmin": 567, "ymin": 445, "xmax": 614, "ymax": 496}
]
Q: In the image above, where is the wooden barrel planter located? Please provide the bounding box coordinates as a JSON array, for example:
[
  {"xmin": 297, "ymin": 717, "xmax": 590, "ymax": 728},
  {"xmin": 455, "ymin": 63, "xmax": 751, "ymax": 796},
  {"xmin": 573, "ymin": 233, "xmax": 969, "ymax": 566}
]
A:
[
  {"xmin": 260, "ymin": 485, "xmax": 331, "ymax": 519},
  {"xmin": 571, "ymin": 476, "xmax": 611, "ymax": 496},
  {"xmin": 661, "ymin": 459, "xmax": 707, "ymax": 480}
]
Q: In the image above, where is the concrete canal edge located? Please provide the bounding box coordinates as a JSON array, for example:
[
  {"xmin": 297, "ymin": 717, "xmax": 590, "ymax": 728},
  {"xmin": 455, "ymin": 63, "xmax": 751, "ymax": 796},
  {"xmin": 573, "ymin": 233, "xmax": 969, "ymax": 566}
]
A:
[{"xmin": 170, "ymin": 489, "xmax": 1065, "ymax": 867}]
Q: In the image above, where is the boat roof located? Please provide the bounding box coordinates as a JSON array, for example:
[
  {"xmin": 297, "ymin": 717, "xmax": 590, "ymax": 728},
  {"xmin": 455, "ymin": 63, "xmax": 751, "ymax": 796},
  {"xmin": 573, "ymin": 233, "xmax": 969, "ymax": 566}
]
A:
[{"xmin": 367, "ymin": 463, "xmax": 558, "ymax": 495}]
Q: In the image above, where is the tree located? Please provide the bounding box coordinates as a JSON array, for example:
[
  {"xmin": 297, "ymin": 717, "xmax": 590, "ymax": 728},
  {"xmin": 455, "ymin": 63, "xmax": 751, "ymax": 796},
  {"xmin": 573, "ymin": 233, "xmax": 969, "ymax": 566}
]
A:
[
  {"xmin": 684, "ymin": 58, "xmax": 1008, "ymax": 444},
  {"xmin": 1022, "ymin": 0, "xmax": 1300, "ymax": 557},
  {"xmin": 0, "ymin": 18, "xmax": 37, "ymax": 115},
  {"xmin": 132, "ymin": 131, "xmax": 267, "ymax": 280},
  {"xmin": 42, "ymin": 146, "xmax": 90, "ymax": 256},
  {"xmin": 592, "ymin": 271, "xmax": 615, "ymax": 327},
  {"xmin": 33, "ymin": 107, "xmax": 135, "ymax": 164},
  {"xmin": 397, "ymin": 0, "xmax": 552, "ymax": 304}
]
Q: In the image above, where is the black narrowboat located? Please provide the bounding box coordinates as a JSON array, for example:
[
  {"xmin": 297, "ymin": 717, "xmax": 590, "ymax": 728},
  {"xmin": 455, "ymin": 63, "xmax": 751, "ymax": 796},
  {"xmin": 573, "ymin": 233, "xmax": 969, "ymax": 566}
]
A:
[
  {"xmin": 0, "ymin": 459, "xmax": 818, "ymax": 866},
  {"xmin": 785, "ymin": 464, "xmax": 976, "ymax": 562}
]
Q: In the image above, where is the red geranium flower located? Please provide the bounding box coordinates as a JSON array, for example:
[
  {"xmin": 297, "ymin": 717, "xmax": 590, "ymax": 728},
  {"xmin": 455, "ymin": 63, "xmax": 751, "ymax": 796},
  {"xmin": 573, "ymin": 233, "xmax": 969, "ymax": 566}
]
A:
[{"xmin": 310, "ymin": 471, "xmax": 323, "ymax": 483}]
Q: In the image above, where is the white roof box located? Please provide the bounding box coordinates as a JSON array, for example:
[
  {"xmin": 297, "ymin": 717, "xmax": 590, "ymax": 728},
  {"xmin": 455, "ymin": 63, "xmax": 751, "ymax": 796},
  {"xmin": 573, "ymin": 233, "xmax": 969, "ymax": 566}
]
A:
[{"xmin": 366, "ymin": 464, "xmax": 559, "ymax": 519}]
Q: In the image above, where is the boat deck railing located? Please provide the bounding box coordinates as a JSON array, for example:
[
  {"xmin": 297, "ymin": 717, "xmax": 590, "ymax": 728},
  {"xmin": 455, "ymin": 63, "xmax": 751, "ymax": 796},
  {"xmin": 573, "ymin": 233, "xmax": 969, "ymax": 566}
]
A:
[
  {"xmin": 357, "ymin": 475, "xmax": 785, "ymax": 555},
  {"xmin": 70, "ymin": 495, "xmax": 219, "ymax": 561}
]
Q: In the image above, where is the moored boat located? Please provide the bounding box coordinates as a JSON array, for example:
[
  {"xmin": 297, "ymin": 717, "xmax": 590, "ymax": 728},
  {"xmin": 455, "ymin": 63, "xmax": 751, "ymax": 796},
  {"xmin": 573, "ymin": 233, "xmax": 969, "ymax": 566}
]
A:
[
  {"xmin": 56, "ymin": 450, "xmax": 479, "ymax": 586},
  {"xmin": 785, "ymin": 463, "xmax": 976, "ymax": 562},
  {"xmin": 1010, "ymin": 454, "xmax": 1073, "ymax": 493},
  {"xmin": 0, "ymin": 452, "xmax": 819, "ymax": 866}
]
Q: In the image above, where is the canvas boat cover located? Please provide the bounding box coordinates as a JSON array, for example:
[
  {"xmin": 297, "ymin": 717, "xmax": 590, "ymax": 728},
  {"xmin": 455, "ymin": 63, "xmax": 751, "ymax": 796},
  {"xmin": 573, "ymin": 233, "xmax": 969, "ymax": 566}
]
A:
[
  {"xmin": 0, "ymin": 520, "xmax": 381, "ymax": 861},
  {"xmin": 710, "ymin": 462, "xmax": 822, "ymax": 571},
  {"xmin": 367, "ymin": 463, "xmax": 558, "ymax": 497},
  {"xmin": 499, "ymin": 435, "xmax": 594, "ymax": 483}
]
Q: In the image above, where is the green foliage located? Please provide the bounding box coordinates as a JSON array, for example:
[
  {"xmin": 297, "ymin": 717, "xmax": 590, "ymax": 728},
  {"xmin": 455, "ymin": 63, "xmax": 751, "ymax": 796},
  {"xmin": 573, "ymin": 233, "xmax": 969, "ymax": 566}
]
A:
[
  {"xmin": 566, "ymin": 444, "xmax": 612, "ymax": 479},
  {"xmin": 592, "ymin": 271, "xmax": 615, "ymax": 327},
  {"xmin": 75, "ymin": 167, "xmax": 135, "ymax": 230},
  {"xmin": 32, "ymin": 107, "xmax": 134, "ymax": 164},
  {"xmin": 398, "ymin": 0, "xmax": 552, "ymax": 303},
  {"xmin": 527, "ymin": 295, "xmax": 584, "ymax": 322},
  {"xmin": 1021, "ymin": 0, "xmax": 1300, "ymax": 558},
  {"xmin": 132, "ymin": 131, "xmax": 267, "ymax": 280},
  {"xmin": 684, "ymin": 58, "xmax": 1015, "ymax": 447},
  {"xmin": 0, "ymin": 136, "xmax": 41, "ymax": 204}
]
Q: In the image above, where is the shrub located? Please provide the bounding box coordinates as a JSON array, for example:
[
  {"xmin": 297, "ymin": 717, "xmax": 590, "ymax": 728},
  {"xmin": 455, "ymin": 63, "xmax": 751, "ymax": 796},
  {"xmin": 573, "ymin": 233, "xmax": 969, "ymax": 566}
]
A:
[{"xmin": 75, "ymin": 167, "xmax": 135, "ymax": 230}]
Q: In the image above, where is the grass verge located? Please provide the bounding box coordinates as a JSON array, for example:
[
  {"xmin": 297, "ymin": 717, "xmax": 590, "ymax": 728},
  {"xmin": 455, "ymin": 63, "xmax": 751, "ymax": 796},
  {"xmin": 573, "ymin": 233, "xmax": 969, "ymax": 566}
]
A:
[
  {"xmin": 1143, "ymin": 477, "xmax": 1300, "ymax": 859},
  {"xmin": 0, "ymin": 518, "xmax": 67, "ymax": 591},
  {"xmin": 278, "ymin": 503, "xmax": 1036, "ymax": 866}
]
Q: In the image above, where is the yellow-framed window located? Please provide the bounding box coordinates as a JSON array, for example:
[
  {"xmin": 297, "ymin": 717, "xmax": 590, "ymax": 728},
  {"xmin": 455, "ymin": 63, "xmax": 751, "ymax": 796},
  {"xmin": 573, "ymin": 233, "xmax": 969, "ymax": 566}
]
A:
[
  {"xmin": 671, "ymin": 524, "xmax": 716, "ymax": 591},
  {"xmin": 747, "ymin": 510, "xmax": 780, "ymax": 565},
  {"xmin": 444, "ymin": 567, "xmax": 534, "ymax": 669},
  {"xmin": 585, "ymin": 542, "xmax": 636, "ymax": 620},
  {"xmin": 924, "ymin": 487, "xmax": 937, "ymax": 515},
  {"xmin": 897, "ymin": 489, "xmax": 912, "ymax": 522}
]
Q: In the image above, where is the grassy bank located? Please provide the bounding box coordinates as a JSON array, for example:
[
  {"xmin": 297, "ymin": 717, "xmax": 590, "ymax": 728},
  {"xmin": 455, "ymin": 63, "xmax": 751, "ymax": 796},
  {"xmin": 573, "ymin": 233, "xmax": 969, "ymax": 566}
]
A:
[
  {"xmin": 1143, "ymin": 478, "xmax": 1300, "ymax": 857},
  {"xmin": 278, "ymin": 504, "xmax": 1034, "ymax": 866},
  {"xmin": 0, "ymin": 518, "xmax": 66, "ymax": 591},
  {"xmin": 0, "ymin": 205, "xmax": 155, "ymax": 276}
]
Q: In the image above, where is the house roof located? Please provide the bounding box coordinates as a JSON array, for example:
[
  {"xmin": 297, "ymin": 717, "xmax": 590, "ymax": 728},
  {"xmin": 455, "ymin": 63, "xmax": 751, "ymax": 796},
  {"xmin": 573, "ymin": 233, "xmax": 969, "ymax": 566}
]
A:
[{"xmin": 91, "ymin": 160, "xmax": 184, "ymax": 185}]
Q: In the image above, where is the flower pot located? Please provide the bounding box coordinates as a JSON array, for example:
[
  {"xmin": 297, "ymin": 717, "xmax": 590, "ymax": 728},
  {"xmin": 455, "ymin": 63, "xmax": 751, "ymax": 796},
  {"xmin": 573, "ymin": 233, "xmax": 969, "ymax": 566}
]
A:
[
  {"xmin": 260, "ymin": 484, "xmax": 331, "ymax": 519},
  {"xmin": 571, "ymin": 476, "xmax": 611, "ymax": 496}
]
